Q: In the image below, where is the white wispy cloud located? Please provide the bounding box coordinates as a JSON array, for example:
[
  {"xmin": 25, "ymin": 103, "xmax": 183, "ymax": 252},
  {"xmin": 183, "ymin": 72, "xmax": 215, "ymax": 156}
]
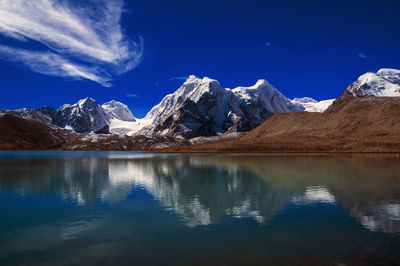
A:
[
  {"xmin": 264, "ymin": 42, "xmax": 274, "ymax": 48},
  {"xmin": 168, "ymin": 76, "xmax": 188, "ymax": 81},
  {"xmin": 263, "ymin": 41, "xmax": 287, "ymax": 51},
  {"xmin": 126, "ymin": 93, "xmax": 138, "ymax": 98},
  {"xmin": 0, "ymin": 0, "xmax": 143, "ymax": 86},
  {"xmin": 357, "ymin": 53, "xmax": 371, "ymax": 59}
]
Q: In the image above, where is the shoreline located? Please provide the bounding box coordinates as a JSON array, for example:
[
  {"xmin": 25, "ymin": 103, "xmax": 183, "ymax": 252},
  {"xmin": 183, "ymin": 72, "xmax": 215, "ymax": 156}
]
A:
[{"xmin": 0, "ymin": 149, "xmax": 399, "ymax": 154}]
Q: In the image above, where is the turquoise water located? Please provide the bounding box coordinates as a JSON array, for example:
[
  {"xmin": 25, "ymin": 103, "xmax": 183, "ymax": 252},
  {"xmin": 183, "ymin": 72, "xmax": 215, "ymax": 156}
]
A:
[{"xmin": 0, "ymin": 152, "xmax": 400, "ymax": 265}]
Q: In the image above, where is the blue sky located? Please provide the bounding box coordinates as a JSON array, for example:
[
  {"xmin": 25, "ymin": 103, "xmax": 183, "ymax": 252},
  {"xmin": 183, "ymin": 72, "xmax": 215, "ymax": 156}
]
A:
[{"xmin": 0, "ymin": 0, "xmax": 399, "ymax": 117}]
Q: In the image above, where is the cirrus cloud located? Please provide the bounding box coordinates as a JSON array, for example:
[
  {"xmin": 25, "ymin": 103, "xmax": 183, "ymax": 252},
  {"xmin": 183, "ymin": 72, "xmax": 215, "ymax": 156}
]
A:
[
  {"xmin": 0, "ymin": 0, "xmax": 143, "ymax": 87},
  {"xmin": 356, "ymin": 52, "xmax": 371, "ymax": 60}
]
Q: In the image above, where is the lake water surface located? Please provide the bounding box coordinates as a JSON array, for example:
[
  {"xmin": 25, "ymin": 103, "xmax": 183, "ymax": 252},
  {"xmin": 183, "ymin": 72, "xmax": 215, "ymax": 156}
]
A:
[{"xmin": 0, "ymin": 152, "xmax": 400, "ymax": 265}]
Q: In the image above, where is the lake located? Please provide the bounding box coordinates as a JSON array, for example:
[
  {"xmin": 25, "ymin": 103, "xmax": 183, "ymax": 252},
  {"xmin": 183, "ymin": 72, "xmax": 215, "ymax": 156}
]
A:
[{"xmin": 0, "ymin": 151, "xmax": 400, "ymax": 265}]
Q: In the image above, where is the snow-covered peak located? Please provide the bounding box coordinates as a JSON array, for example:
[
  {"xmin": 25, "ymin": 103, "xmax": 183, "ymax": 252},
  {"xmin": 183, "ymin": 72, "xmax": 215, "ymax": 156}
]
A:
[
  {"xmin": 59, "ymin": 104, "xmax": 71, "ymax": 111},
  {"xmin": 347, "ymin": 68, "xmax": 400, "ymax": 97},
  {"xmin": 186, "ymin": 77, "xmax": 226, "ymax": 102},
  {"xmin": 183, "ymin": 75, "xmax": 222, "ymax": 91},
  {"xmin": 184, "ymin": 75, "xmax": 201, "ymax": 84},
  {"xmin": 232, "ymin": 79, "xmax": 276, "ymax": 94},
  {"xmin": 232, "ymin": 79, "xmax": 300, "ymax": 114},
  {"xmin": 57, "ymin": 97, "xmax": 109, "ymax": 133},
  {"xmin": 102, "ymin": 100, "xmax": 136, "ymax": 122},
  {"xmin": 77, "ymin": 97, "xmax": 97, "ymax": 108},
  {"xmin": 292, "ymin": 97, "xmax": 317, "ymax": 104},
  {"xmin": 254, "ymin": 79, "xmax": 271, "ymax": 87},
  {"xmin": 377, "ymin": 68, "xmax": 400, "ymax": 84},
  {"xmin": 175, "ymin": 75, "xmax": 202, "ymax": 96},
  {"xmin": 232, "ymin": 79, "xmax": 272, "ymax": 92},
  {"xmin": 145, "ymin": 75, "xmax": 224, "ymax": 123},
  {"xmin": 143, "ymin": 75, "xmax": 304, "ymax": 138},
  {"xmin": 291, "ymin": 97, "xmax": 334, "ymax": 113}
]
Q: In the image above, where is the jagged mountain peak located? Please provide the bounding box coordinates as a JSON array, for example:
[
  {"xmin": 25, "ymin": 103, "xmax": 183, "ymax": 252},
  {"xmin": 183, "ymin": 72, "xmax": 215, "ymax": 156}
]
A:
[
  {"xmin": 58, "ymin": 104, "xmax": 71, "ymax": 111},
  {"xmin": 104, "ymin": 100, "xmax": 118, "ymax": 105},
  {"xmin": 77, "ymin": 97, "xmax": 98, "ymax": 108},
  {"xmin": 377, "ymin": 68, "xmax": 400, "ymax": 75},
  {"xmin": 185, "ymin": 76, "xmax": 223, "ymax": 92},
  {"xmin": 377, "ymin": 68, "xmax": 400, "ymax": 83},
  {"xmin": 254, "ymin": 79, "xmax": 271, "ymax": 87},
  {"xmin": 292, "ymin": 97, "xmax": 318, "ymax": 104},
  {"xmin": 144, "ymin": 75, "xmax": 302, "ymax": 138},
  {"xmin": 231, "ymin": 78, "xmax": 299, "ymax": 115},
  {"xmin": 184, "ymin": 75, "xmax": 221, "ymax": 88},
  {"xmin": 102, "ymin": 100, "xmax": 136, "ymax": 122},
  {"xmin": 188, "ymin": 77, "xmax": 225, "ymax": 100},
  {"xmin": 58, "ymin": 97, "xmax": 98, "ymax": 111},
  {"xmin": 184, "ymin": 75, "xmax": 201, "ymax": 83},
  {"xmin": 232, "ymin": 78, "xmax": 275, "ymax": 94},
  {"xmin": 55, "ymin": 97, "xmax": 109, "ymax": 133},
  {"xmin": 347, "ymin": 68, "xmax": 400, "ymax": 97},
  {"xmin": 145, "ymin": 75, "xmax": 224, "ymax": 123}
]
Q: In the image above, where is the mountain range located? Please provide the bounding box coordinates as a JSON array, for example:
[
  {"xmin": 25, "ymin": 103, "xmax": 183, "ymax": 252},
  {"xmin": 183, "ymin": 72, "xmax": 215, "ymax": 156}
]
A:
[
  {"xmin": 0, "ymin": 74, "xmax": 334, "ymax": 137},
  {"xmin": 0, "ymin": 68, "xmax": 399, "ymax": 151}
]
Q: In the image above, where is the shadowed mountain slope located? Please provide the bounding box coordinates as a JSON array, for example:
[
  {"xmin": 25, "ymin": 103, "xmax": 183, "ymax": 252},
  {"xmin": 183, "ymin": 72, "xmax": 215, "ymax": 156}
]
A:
[{"xmin": 0, "ymin": 114, "xmax": 65, "ymax": 150}]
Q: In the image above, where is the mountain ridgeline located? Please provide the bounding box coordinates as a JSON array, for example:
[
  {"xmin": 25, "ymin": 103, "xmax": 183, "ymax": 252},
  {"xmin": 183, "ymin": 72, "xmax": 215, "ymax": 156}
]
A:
[
  {"xmin": 144, "ymin": 76, "xmax": 303, "ymax": 138},
  {"xmin": 0, "ymin": 68, "xmax": 399, "ymax": 151},
  {"xmin": 1, "ymin": 75, "xmax": 325, "ymax": 138}
]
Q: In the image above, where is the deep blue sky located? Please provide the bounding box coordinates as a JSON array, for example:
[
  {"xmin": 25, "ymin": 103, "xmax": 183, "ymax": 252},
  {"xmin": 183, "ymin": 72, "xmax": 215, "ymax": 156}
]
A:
[{"xmin": 1, "ymin": 0, "xmax": 399, "ymax": 117}]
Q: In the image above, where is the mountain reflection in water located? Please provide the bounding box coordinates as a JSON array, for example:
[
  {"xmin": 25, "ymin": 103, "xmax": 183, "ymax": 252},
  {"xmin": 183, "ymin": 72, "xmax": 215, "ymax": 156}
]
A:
[{"xmin": 0, "ymin": 153, "xmax": 399, "ymax": 233}]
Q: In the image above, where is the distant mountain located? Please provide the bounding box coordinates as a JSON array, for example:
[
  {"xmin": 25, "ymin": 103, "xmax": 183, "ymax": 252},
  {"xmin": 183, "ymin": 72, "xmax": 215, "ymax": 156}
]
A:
[
  {"xmin": 0, "ymin": 114, "xmax": 188, "ymax": 151},
  {"xmin": 347, "ymin": 68, "xmax": 400, "ymax": 97},
  {"xmin": 0, "ymin": 107, "xmax": 55, "ymax": 127},
  {"xmin": 144, "ymin": 75, "xmax": 302, "ymax": 138},
  {"xmin": 102, "ymin": 100, "xmax": 136, "ymax": 121},
  {"xmin": 56, "ymin": 98, "xmax": 109, "ymax": 133},
  {"xmin": 291, "ymin": 97, "xmax": 334, "ymax": 113},
  {"xmin": 1, "ymin": 98, "xmax": 116, "ymax": 133}
]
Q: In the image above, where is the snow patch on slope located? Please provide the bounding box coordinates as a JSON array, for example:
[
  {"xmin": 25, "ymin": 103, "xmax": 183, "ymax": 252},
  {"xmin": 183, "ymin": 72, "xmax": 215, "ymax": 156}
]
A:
[
  {"xmin": 108, "ymin": 118, "xmax": 153, "ymax": 136},
  {"xmin": 291, "ymin": 97, "xmax": 334, "ymax": 113}
]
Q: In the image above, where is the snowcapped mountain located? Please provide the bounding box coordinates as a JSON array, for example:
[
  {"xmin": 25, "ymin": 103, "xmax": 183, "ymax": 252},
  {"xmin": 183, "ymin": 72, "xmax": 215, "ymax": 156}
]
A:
[
  {"xmin": 5, "ymin": 68, "xmax": 398, "ymax": 139},
  {"xmin": 101, "ymin": 100, "xmax": 149, "ymax": 136},
  {"xmin": 233, "ymin": 79, "xmax": 298, "ymax": 113},
  {"xmin": 0, "ymin": 107, "xmax": 55, "ymax": 126},
  {"xmin": 291, "ymin": 97, "xmax": 334, "ymax": 113},
  {"xmin": 1, "ymin": 75, "xmax": 310, "ymax": 138},
  {"xmin": 145, "ymin": 75, "xmax": 203, "ymax": 124},
  {"xmin": 102, "ymin": 100, "xmax": 136, "ymax": 121},
  {"xmin": 144, "ymin": 75, "xmax": 302, "ymax": 138},
  {"xmin": 57, "ymin": 97, "xmax": 109, "ymax": 133},
  {"xmin": 232, "ymin": 79, "xmax": 301, "ymax": 128},
  {"xmin": 347, "ymin": 68, "xmax": 400, "ymax": 97}
]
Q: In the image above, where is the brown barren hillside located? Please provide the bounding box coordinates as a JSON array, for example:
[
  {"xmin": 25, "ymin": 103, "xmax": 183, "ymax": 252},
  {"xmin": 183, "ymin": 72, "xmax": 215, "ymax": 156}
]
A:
[
  {"xmin": 0, "ymin": 114, "xmax": 188, "ymax": 151},
  {"xmin": 0, "ymin": 114, "xmax": 65, "ymax": 150},
  {"xmin": 156, "ymin": 95, "xmax": 400, "ymax": 153}
]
